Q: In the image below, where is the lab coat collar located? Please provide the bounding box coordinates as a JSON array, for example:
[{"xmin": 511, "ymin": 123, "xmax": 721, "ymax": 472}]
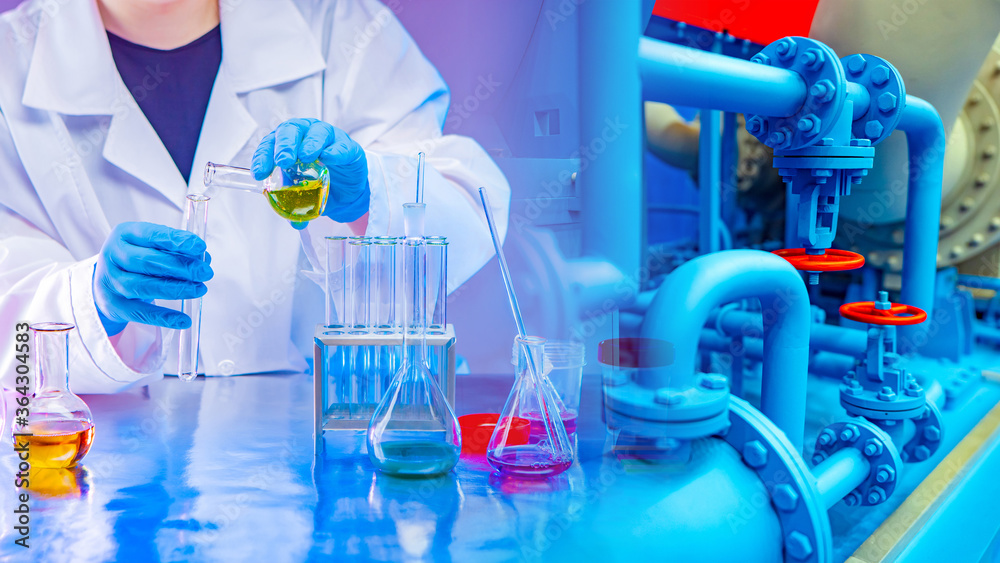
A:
[
  {"xmin": 21, "ymin": 0, "xmax": 327, "ymax": 113},
  {"xmin": 20, "ymin": 0, "xmax": 325, "ymax": 209},
  {"xmin": 219, "ymin": 0, "xmax": 328, "ymax": 94}
]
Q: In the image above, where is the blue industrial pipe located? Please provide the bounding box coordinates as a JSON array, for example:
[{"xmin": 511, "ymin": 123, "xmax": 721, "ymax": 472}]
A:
[
  {"xmin": 957, "ymin": 274, "xmax": 1000, "ymax": 292},
  {"xmin": 641, "ymin": 250, "xmax": 811, "ymax": 449},
  {"xmin": 813, "ymin": 448, "xmax": 870, "ymax": 509},
  {"xmin": 709, "ymin": 308, "xmax": 868, "ymax": 358},
  {"xmin": 897, "ymin": 96, "xmax": 946, "ymax": 348},
  {"xmin": 578, "ymin": 0, "xmax": 643, "ymax": 295},
  {"xmin": 699, "ymin": 108, "xmax": 722, "ymax": 254},
  {"xmin": 810, "ymin": 351, "xmax": 858, "ymax": 380},
  {"xmin": 638, "ymin": 37, "xmax": 807, "ymax": 117},
  {"xmin": 699, "ymin": 331, "xmax": 858, "ymax": 381},
  {"xmin": 847, "ymin": 82, "xmax": 871, "ymax": 120},
  {"xmin": 975, "ymin": 323, "xmax": 1000, "ymax": 345}
]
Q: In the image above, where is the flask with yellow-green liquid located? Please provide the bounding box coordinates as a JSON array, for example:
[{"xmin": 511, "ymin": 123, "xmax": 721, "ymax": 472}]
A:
[{"xmin": 203, "ymin": 160, "xmax": 330, "ymax": 222}]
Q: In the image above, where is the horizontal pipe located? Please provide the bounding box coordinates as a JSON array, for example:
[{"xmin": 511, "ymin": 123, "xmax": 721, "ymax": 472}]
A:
[
  {"xmin": 639, "ymin": 36, "xmax": 807, "ymax": 116},
  {"xmin": 974, "ymin": 323, "xmax": 1000, "ymax": 344},
  {"xmin": 710, "ymin": 308, "xmax": 868, "ymax": 358},
  {"xmin": 813, "ymin": 447, "xmax": 870, "ymax": 509},
  {"xmin": 847, "ymin": 82, "xmax": 871, "ymax": 120},
  {"xmin": 957, "ymin": 274, "xmax": 1000, "ymax": 292},
  {"xmin": 641, "ymin": 250, "xmax": 811, "ymax": 449},
  {"xmin": 809, "ymin": 351, "xmax": 858, "ymax": 380},
  {"xmin": 897, "ymin": 96, "xmax": 945, "ymax": 350},
  {"xmin": 699, "ymin": 332, "xmax": 857, "ymax": 379},
  {"xmin": 925, "ymin": 378, "xmax": 945, "ymax": 411},
  {"xmin": 699, "ymin": 329, "xmax": 764, "ymax": 358}
]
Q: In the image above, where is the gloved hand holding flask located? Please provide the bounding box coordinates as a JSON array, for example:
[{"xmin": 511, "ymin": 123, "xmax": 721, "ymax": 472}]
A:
[{"xmin": 252, "ymin": 118, "xmax": 370, "ymax": 228}]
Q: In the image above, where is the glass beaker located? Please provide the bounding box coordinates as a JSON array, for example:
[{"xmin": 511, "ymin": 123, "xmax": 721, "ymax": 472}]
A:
[
  {"xmin": 177, "ymin": 194, "xmax": 209, "ymax": 381},
  {"xmin": 11, "ymin": 323, "xmax": 95, "ymax": 469},
  {"xmin": 203, "ymin": 160, "xmax": 330, "ymax": 222},
  {"xmin": 367, "ymin": 237, "xmax": 461, "ymax": 477},
  {"xmin": 541, "ymin": 340, "xmax": 585, "ymax": 441},
  {"xmin": 487, "ymin": 336, "xmax": 574, "ymax": 478}
]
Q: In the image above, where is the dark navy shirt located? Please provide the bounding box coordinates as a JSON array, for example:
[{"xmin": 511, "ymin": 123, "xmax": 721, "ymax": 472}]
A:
[{"xmin": 108, "ymin": 27, "xmax": 222, "ymax": 183}]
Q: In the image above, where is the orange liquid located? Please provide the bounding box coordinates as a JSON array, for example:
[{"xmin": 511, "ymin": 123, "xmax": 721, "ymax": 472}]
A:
[
  {"xmin": 28, "ymin": 467, "xmax": 86, "ymax": 498},
  {"xmin": 14, "ymin": 420, "xmax": 95, "ymax": 469}
]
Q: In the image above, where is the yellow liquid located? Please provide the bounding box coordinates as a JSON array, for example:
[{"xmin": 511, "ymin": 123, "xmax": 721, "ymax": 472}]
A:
[
  {"xmin": 14, "ymin": 420, "xmax": 95, "ymax": 469},
  {"xmin": 264, "ymin": 179, "xmax": 329, "ymax": 221}
]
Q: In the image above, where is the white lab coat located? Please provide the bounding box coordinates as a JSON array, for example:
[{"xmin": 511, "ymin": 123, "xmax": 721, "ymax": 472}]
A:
[{"xmin": 0, "ymin": 0, "xmax": 509, "ymax": 393}]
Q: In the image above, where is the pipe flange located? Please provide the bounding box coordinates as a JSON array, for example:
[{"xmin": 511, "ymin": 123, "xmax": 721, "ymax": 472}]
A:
[
  {"xmin": 842, "ymin": 54, "xmax": 906, "ymax": 146},
  {"xmin": 603, "ymin": 376, "xmax": 731, "ymax": 439},
  {"xmin": 812, "ymin": 418, "xmax": 902, "ymax": 507},
  {"xmin": 840, "ymin": 382, "xmax": 927, "ymax": 420},
  {"xmin": 723, "ymin": 396, "xmax": 832, "ymax": 563},
  {"xmin": 748, "ymin": 37, "xmax": 847, "ymax": 151},
  {"xmin": 603, "ymin": 407, "xmax": 731, "ymax": 441},
  {"xmin": 901, "ymin": 401, "xmax": 944, "ymax": 462}
]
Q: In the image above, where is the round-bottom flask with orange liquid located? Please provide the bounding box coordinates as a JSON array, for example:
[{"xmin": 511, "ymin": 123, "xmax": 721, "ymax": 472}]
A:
[{"xmin": 11, "ymin": 323, "xmax": 94, "ymax": 469}]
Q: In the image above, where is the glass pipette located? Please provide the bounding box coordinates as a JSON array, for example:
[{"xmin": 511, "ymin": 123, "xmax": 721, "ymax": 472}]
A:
[{"xmin": 416, "ymin": 152, "xmax": 426, "ymax": 203}]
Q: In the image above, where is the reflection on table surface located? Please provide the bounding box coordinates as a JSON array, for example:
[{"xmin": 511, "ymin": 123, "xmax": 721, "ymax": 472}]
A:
[{"xmin": 1, "ymin": 372, "xmax": 683, "ymax": 562}]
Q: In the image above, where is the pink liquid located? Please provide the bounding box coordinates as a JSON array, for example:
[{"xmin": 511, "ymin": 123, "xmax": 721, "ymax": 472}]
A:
[
  {"xmin": 487, "ymin": 445, "xmax": 573, "ymax": 478},
  {"xmin": 526, "ymin": 409, "xmax": 578, "ymax": 441}
]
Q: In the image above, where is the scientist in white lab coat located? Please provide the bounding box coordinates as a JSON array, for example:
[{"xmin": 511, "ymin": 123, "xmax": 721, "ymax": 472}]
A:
[{"xmin": 0, "ymin": 0, "xmax": 510, "ymax": 394}]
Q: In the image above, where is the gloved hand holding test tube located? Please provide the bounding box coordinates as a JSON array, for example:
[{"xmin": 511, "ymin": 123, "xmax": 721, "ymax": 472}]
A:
[{"xmin": 177, "ymin": 194, "xmax": 210, "ymax": 381}]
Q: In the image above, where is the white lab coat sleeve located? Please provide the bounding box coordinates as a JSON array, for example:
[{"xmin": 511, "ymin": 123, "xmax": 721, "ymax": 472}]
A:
[
  {"xmin": 0, "ymin": 207, "xmax": 165, "ymax": 394},
  {"xmin": 299, "ymin": 0, "xmax": 510, "ymax": 295},
  {"xmin": 0, "ymin": 116, "xmax": 164, "ymax": 393}
]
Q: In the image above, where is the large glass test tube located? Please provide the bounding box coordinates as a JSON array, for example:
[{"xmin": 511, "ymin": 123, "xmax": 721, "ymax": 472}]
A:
[
  {"xmin": 425, "ymin": 237, "xmax": 448, "ymax": 333},
  {"xmin": 372, "ymin": 237, "xmax": 397, "ymax": 333},
  {"xmin": 347, "ymin": 237, "xmax": 372, "ymax": 334},
  {"xmin": 178, "ymin": 194, "xmax": 210, "ymax": 381},
  {"xmin": 325, "ymin": 236, "xmax": 348, "ymax": 328}
]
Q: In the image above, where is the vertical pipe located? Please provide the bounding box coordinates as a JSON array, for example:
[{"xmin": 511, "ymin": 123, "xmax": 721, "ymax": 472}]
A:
[
  {"xmin": 579, "ymin": 0, "xmax": 643, "ymax": 286},
  {"xmin": 897, "ymin": 96, "xmax": 945, "ymax": 350},
  {"xmin": 177, "ymin": 194, "xmax": 210, "ymax": 381},
  {"xmin": 699, "ymin": 109, "xmax": 721, "ymax": 254},
  {"xmin": 721, "ymin": 111, "xmax": 739, "ymax": 243}
]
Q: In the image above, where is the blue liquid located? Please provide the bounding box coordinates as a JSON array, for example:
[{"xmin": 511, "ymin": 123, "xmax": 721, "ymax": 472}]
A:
[
  {"xmin": 487, "ymin": 445, "xmax": 572, "ymax": 478},
  {"xmin": 372, "ymin": 440, "xmax": 459, "ymax": 477}
]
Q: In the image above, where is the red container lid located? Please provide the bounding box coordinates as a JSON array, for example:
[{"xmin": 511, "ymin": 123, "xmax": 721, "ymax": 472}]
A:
[
  {"xmin": 459, "ymin": 414, "xmax": 530, "ymax": 454},
  {"xmin": 598, "ymin": 338, "xmax": 674, "ymax": 368}
]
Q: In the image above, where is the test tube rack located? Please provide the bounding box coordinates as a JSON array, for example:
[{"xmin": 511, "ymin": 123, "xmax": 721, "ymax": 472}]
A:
[{"xmin": 312, "ymin": 324, "xmax": 456, "ymax": 451}]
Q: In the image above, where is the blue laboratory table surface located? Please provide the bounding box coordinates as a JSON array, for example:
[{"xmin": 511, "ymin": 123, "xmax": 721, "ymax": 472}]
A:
[
  {"xmin": 0, "ymin": 372, "xmax": 653, "ymax": 563},
  {"xmin": 1, "ymin": 369, "xmax": 996, "ymax": 562}
]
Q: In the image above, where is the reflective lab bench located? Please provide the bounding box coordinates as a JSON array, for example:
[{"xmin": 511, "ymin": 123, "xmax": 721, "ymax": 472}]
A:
[
  {"xmin": 2, "ymin": 370, "xmax": 991, "ymax": 562},
  {"xmin": 0, "ymin": 371, "xmax": 632, "ymax": 563}
]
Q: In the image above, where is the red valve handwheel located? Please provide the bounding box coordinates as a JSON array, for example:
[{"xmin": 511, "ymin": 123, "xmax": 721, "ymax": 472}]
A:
[
  {"xmin": 839, "ymin": 301, "xmax": 928, "ymax": 325},
  {"xmin": 772, "ymin": 248, "xmax": 866, "ymax": 271}
]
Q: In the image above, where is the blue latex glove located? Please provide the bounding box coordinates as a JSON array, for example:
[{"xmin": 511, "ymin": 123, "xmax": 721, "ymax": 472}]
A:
[
  {"xmin": 93, "ymin": 222, "xmax": 214, "ymax": 336},
  {"xmin": 251, "ymin": 118, "xmax": 370, "ymax": 229}
]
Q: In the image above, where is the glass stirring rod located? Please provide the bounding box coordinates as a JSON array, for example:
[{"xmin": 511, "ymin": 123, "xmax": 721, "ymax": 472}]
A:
[
  {"xmin": 478, "ymin": 187, "xmax": 527, "ymax": 338},
  {"xmin": 479, "ymin": 187, "xmax": 573, "ymax": 475}
]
